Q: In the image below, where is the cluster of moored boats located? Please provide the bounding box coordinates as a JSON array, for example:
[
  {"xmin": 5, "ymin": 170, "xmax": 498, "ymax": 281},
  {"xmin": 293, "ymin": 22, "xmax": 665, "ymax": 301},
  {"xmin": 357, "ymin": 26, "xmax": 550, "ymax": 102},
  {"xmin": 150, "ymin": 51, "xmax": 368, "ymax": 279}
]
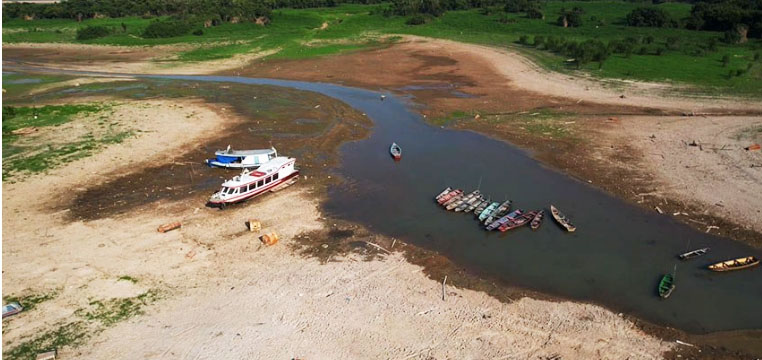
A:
[
  {"xmin": 433, "ymin": 187, "xmax": 759, "ymax": 300},
  {"xmin": 659, "ymin": 249, "xmax": 760, "ymax": 299},
  {"xmin": 205, "ymin": 146, "xmax": 300, "ymax": 208},
  {"xmin": 434, "ymin": 187, "xmax": 576, "ymax": 233}
]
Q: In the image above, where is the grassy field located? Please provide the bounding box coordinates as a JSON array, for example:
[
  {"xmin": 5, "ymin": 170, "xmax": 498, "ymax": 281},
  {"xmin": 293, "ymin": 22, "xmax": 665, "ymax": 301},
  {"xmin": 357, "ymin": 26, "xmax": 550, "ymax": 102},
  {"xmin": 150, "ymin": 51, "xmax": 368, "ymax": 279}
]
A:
[
  {"xmin": 2, "ymin": 2, "xmax": 762, "ymax": 95},
  {"xmin": 1, "ymin": 101, "xmax": 135, "ymax": 180}
]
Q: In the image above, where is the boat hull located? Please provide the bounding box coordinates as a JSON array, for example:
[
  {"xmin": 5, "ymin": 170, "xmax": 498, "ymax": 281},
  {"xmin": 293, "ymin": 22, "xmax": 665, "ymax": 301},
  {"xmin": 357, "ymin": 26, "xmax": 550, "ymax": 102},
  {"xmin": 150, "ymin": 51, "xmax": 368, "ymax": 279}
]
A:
[{"xmin": 208, "ymin": 171, "xmax": 299, "ymax": 206}]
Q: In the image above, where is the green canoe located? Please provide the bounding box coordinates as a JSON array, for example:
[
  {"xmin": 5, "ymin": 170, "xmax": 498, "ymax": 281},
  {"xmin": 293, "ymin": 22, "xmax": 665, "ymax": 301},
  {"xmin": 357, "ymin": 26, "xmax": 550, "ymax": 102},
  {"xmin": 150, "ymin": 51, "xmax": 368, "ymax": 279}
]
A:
[{"xmin": 658, "ymin": 274, "xmax": 675, "ymax": 299}]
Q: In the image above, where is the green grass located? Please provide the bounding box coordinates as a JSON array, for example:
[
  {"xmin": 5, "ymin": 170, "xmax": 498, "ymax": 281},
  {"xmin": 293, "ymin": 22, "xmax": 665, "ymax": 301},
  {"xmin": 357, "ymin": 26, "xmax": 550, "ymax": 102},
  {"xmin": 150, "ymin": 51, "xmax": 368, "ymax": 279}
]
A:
[
  {"xmin": 1, "ymin": 103, "xmax": 137, "ymax": 180},
  {"xmin": 2, "ymin": 73, "xmax": 74, "ymax": 99},
  {"xmin": 117, "ymin": 275, "xmax": 138, "ymax": 283},
  {"xmin": 3, "ymin": 291, "xmax": 58, "ymax": 312},
  {"xmin": 436, "ymin": 108, "xmax": 577, "ymax": 139},
  {"xmin": 3, "ymin": 290, "xmax": 159, "ymax": 360},
  {"xmin": 2, "ymin": 2, "xmax": 761, "ymax": 94}
]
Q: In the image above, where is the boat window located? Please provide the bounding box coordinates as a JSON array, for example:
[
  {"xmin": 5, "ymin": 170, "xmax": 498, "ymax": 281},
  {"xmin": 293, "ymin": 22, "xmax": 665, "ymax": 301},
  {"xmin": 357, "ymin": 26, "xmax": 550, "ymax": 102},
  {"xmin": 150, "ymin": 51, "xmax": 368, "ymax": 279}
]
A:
[
  {"xmin": 273, "ymin": 173, "xmax": 279, "ymax": 181},
  {"xmin": 265, "ymin": 176, "xmax": 271, "ymax": 184},
  {"xmin": 258, "ymin": 180, "xmax": 264, "ymax": 187}
]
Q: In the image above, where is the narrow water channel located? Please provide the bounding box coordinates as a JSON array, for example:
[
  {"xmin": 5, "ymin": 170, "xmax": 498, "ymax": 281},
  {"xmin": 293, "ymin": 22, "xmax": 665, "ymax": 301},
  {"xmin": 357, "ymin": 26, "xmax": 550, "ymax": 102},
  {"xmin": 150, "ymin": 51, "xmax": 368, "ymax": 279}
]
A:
[{"xmin": 10, "ymin": 69, "xmax": 762, "ymax": 333}]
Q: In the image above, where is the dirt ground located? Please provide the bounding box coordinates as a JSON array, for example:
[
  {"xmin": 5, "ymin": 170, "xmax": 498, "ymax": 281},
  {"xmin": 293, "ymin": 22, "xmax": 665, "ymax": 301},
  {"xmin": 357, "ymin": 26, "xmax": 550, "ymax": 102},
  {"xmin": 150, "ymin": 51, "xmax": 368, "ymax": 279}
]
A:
[
  {"xmin": 238, "ymin": 36, "xmax": 762, "ymax": 244},
  {"xmin": 1, "ymin": 97, "xmax": 675, "ymax": 359},
  {"xmin": 3, "ymin": 37, "xmax": 762, "ymax": 359},
  {"xmin": 2, "ymin": 42, "xmax": 276, "ymax": 75}
]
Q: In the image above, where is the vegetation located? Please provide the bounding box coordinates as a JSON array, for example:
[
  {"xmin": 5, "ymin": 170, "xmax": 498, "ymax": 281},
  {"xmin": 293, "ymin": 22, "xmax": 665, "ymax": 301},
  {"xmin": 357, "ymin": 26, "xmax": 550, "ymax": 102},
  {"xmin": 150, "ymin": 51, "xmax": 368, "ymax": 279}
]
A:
[
  {"xmin": 3, "ymin": 291, "xmax": 58, "ymax": 312},
  {"xmin": 142, "ymin": 19, "xmax": 194, "ymax": 38},
  {"xmin": 75, "ymin": 24, "xmax": 111, "ymax": 40},
  {"xmin": 626, "ymin": 7, "xmax": 676, "ymax": 28},
  {"xmin": 3, "ymin": 290, "xmax": 159, "ymax": 360},
  {"xmin": 1, "ymin": 103, "xmax": 137, "ymax": 180},
  {"xmin": 2, "ymin": 2, "xmax": 761, "ymax": 94}
]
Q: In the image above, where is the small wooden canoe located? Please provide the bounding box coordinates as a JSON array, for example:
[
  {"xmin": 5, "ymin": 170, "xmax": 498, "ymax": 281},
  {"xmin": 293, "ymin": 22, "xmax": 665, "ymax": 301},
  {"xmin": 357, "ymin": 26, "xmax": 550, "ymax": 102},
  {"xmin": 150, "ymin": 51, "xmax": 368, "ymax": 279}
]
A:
[
  {"xmin": 448, "ymin": 190, "xmax": 479, "ymax": 211},
  {"xmin": 438, "ymin": 189, "xmax": 462, "ymax": 205},
  {"xmin": 658, "ymin": 274, "xmax": 675, "ymax": 299},
  {"xmin": 678, "ymin": 247, "xmax": 709, "ymax": 261},
  {"xmin": 478, "ymin": 202, "xmax": 500, "ymax": 221},
  {"xmin": 708, "ymin": 256, "xmax": 760, "ymax": 272},
  {"xmin": 435, "ymin": 187, "xmax": 452, "ymax": 201},
  {"xmin": 530, "ymin": 210, "xmax": 544, "ymax": 230},
  {"xmin": 473, "ymin": 198, "xmax": 490, "ymax": 215},
  {"xmin": 464, "ymin": 197, "xmax": 486, "ymax": 213},
  {"xmin": 550, "ymin": 205, "xmax": 576, "ymax": 232},
  {"xmin": 498, "ymin": 211, "xmax": 537, "ymax": 232},
  {"xmin": 390, "ymin": 142, "xmax": 402, "ymax": 160},
  {"xmin": 484, "ymin": 200, "xmax": 512, "ymax": 225},
  {"xmin": 486, "ymin": 209, "xmax": 523, "ymax": 231}
]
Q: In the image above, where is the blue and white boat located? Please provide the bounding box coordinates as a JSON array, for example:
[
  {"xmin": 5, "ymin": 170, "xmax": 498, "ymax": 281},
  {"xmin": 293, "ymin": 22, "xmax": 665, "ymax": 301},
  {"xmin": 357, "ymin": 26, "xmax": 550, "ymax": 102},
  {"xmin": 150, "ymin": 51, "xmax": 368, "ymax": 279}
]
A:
[{"xmin": 206, "ymin": 145, "xmax": 277, "ymax": 169}]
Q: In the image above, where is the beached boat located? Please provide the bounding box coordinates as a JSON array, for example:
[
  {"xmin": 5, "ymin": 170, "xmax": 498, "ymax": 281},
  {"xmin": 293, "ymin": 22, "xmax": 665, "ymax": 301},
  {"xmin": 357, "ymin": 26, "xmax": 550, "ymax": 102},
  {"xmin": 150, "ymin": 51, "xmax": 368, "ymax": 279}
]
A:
[
  {"xmin": 465, "ymin": 197, "xmax": 487, "ymax": 213},
  {"xmin": 206, "ymin": 145, "xmax": 277, "ymax": 169},
  {"xmin": 708, "ymin": 256, "xmax": 760, "ymax": 272},
  {"xmin": 678, "ymin": 247, "xmax": 710, "ymax": 261},
  {"xmin": 478, "ymin": 202, "xmax": 500, "ymax": 221},
  {"xmin": 486, "ymin": 209, "xmax": 523, "ymax": 231},
  {"xmin": 435, "ymin": 187, "xmax": 452, "ymax": 201},
  {"xmin": 550, "ymin": 205, "xmax": 576, "ymax": 232},
  {"xmin": 208, "ymin": 156, "xmax": 299, "ymax": 208},
  {"xmin": 484, "ymin": 200, "xmax": 512, "ymax": 226},
  {"xmin": 473, "ymin": 198, "xmax": 490, "ymax": 215},
  {"xmin": 438, "ymin": 189, "xmax": 462, "ymax": 205},
  {"xmin": 658, "ymin": 274, "xmax": 675, "ymax": 299},
  {"xmin": 498, "ymin": 211, "xmax": 537, "ymax": 232},
  {"xmin": 390, "ymin": 142, "xmax": 402, "ymax": 160},
  {"xmin": 530, "ymin": 210, "xmax": 544, "ymax": 230}
]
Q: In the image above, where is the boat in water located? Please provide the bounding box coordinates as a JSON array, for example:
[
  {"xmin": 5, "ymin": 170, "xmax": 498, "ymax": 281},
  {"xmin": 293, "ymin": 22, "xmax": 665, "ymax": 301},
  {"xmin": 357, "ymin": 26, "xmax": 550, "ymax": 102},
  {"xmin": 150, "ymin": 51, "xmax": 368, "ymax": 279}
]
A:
[
  {"xmin": 498, "ymin": 211, "xmax": 537, "ymax": 232},
  {"xmin": 206, "ymin": 145, "xmax": 277, "ymax": 169},
  {"xmin": 708, "ymin": 256, "xmax": 760, "ymax": 272},
  {"xmin": 447, "ymin": 190, "xmax": 479, "ymax": 211},
  {"xmin": 465, "ymin": 197, "xmax": 487, "ymax": 213},
  {"xmin": 390, "ymin": 142, "xmax": 402, "ymax": 160},
  {"xmin": 483, "ymin": 200, "xmax": 512, "ymax": 226},
  {"xmin": 478, "ymin": 202, "xmax": 500, "ymax": 222},
  {"xmin": 435, "ymin": 187, "xmax": 452, "ymax": 201},
  {"xmin": 455, "ymin": 193, "xmax": 482, "ymax": 212},
  {"xmin": 473, "ymin": 198, "xmax": 491, "ymax": 216},
  {"xmin": 438, "ymin": 189, "xmax": 462, "ymax": 205},
  {"xmin": 550, "ymin": 205, "xmax": 576, "ymax": 232},
  {"xmin": 678, "ymin": 247, "xmax": 709, "ymax": 260},
  {"xmin": 658, "ymin": 274, "xmax": 675, "ymax": 299},
  {"xmin": 208, "ymin": 156, "xmax": 299, "ymax": 208},
  {"xmin": 530, "ymin": 210, "xmax": 544, "ymax": 230},
  {"xmin": 486, "ymin": 209, "xmax": 523, "ymax": 231}
]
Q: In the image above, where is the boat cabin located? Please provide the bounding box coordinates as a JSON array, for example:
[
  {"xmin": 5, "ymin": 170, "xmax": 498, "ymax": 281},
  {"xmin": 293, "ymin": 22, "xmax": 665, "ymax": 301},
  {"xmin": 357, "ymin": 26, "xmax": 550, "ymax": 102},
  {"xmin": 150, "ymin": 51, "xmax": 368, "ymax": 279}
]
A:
[
  {"xmin": 209, "ymin": 156, "xmax": 298, "ymax": 205},
  {"xmin": 207, "ymin": 145, "xmax": 278, "ymax": 168}
]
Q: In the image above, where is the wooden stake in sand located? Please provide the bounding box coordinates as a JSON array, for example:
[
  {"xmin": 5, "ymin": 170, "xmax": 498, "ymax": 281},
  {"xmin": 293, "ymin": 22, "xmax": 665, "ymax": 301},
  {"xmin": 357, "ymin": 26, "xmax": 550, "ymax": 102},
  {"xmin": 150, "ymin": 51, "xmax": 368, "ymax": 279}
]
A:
[{"xmin": 442, "ymin": 276, "xmax": 447, "ymax": 301}]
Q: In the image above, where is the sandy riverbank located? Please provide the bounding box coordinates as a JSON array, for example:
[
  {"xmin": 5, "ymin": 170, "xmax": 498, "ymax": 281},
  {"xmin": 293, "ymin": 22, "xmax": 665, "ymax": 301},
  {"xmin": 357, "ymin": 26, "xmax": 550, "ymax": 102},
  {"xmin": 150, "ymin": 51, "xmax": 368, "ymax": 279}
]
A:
[{"xmin": 1, "ymin": 97, "xmax": 675, "ymax": 359}]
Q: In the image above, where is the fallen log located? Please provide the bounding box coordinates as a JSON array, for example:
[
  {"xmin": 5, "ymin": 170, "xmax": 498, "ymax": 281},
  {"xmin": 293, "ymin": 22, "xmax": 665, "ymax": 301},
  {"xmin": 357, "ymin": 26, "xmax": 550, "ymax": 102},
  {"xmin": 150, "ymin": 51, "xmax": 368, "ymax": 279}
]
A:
[{"xmin": 157, "ymin": 221, "xmax": 182, "ymax": 233}]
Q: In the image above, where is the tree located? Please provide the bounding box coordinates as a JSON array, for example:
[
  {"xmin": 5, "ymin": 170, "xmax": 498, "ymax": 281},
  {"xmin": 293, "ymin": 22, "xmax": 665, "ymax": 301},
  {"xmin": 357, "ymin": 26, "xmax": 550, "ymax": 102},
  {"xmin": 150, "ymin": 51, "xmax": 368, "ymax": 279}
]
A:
[
  {"xmin": 533, "ymin": 35, "xmax": 544, "ymax": 48},
  {"xmin": 525, "ymin": 6, "xmax": 543, "ymax": 19},
  {"xmin": 518, "ymin": 35, "xmax": 529, "ymax": 45},
  {"xmin": 625, "ymin": 7, "xmax": 675, "ymax": 27},
  {"xmin": 722, "ymin": 54, "xmax": 730, "ymax": 67},
  {"xmin": 557, "ymin": 8, "xmax": 582, "ymax": 27}
]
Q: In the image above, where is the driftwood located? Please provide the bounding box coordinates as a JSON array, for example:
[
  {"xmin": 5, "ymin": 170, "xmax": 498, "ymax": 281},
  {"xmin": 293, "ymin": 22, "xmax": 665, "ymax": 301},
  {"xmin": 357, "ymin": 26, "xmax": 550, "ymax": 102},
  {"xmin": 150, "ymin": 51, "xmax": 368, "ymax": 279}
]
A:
[
  {"xmin": 363, "ymin": 241, "xmax": 390, "ymax": 253},
  {"xmin": 442, "ymin": 276, "xmax": 447, "ymax": 301},
  {"xmin": 157, "ymin": 221, "xmax": 182, "ymax": 233}
]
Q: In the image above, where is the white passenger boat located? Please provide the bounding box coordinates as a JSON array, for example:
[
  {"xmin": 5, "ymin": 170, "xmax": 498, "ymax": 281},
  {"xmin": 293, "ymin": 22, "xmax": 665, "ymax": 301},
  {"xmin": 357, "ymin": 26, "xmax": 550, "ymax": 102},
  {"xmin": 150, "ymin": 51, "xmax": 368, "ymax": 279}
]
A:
[
  {"xmin": 208, "ymin": 156, "xmax": 299, "ymax": 207},
  {"xmin": 205, "ymin": 145, "xmax": 278, "ymax": 169}
]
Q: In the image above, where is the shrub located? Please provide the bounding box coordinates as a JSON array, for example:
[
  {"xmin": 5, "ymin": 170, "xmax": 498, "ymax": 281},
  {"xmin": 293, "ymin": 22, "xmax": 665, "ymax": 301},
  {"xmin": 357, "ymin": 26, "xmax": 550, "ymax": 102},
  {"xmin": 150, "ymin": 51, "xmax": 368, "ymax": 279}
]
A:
[
  {"xmin": 557, "ymin": 8, "xmax": 582, "ymax": 27},
  {"xmin": 755, "ymin": 52, "xmax": 760, "ymax": 61},
  {"xmin": 722, "ymin": 29, "xmax": 741, "ymax": 44},
  {"xmin": 406, "ymin": 14, "xmax": 427, "ymax": 25},
  {"xmin": 76, "ymin": 25, "xmax": 110, "ymax": 40},
  {"xmin": 192, "ymin": 29, "xmax": 204, "ymax": 36},
  {"xmin": 533, "ymin": 35, "xmax": 544, "ymax": 48},
  {"xmin": 722, "ymin": 54, "xmax": 730, "ymax": 67},
  {"xmin": 735, "ymin": 68, "xmax": 746, "ymax": 76},
  {"xmin": 638, "ymin": 46, "xmax": 648, "ymax": 55},
  {"xmin": 518, "ymin": 35, "xmax": 529, "ymax": 45},
  {"xmin": 655, "ymin": 47, "xmax": 665, "ymax": 55},
  {"xmin": 666, "ymin": 36, "xmax": 680, "ymax": 50},
  {"xmin": 526, "ymin": 6, "xmax": 543, "ymax": 19},
  {"xmin": 625, "ymin": 7, "xmax": 675, "ymax": 27},
  {"xmin": 142, "ymin": 19, "xmax": 193, "ymax": 38}
]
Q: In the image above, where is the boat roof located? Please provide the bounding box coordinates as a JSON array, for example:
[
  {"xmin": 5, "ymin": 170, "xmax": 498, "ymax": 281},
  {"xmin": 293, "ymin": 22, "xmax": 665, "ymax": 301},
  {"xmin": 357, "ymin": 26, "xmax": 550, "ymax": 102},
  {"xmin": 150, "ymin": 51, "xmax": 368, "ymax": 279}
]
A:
[
  {"xmin": 216, "ymin": 147, "xmax": 276, "ymax": 157},
  {"xmin": 221, "ymin": 157, "xmax": 293, "ymax": 187}
]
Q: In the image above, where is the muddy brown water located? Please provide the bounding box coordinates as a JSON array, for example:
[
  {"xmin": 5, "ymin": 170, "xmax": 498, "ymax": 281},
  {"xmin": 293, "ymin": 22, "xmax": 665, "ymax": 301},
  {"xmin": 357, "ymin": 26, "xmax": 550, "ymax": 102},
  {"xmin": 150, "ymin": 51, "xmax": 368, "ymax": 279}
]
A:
[{"xmin": 6, "ymin": 70, "xmax": 762, "ymax": 335}]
